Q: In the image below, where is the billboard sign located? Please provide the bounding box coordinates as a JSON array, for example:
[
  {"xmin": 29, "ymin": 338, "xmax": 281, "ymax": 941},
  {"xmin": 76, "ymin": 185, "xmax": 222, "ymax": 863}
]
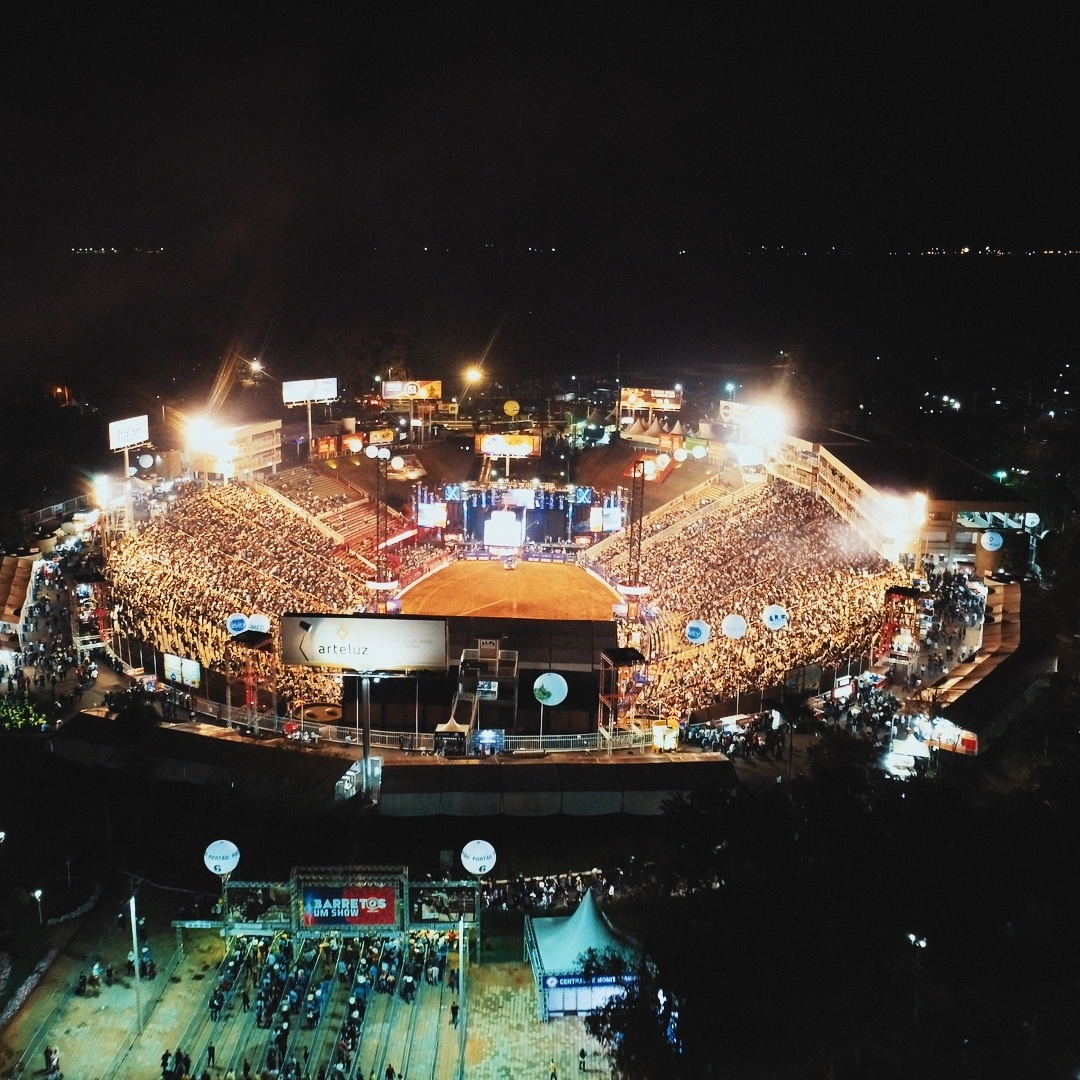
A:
[
  {"xmin": 282, "ymin": 377, "xmax": 338, "ymax": 405},
  {"xmin": 109, "ymin": 414, "xmax": 150, "ymax": 450},
  {"xmin": 475, "ymin": 432, "xmax": 542, "ymax": 458},
  {"xmin": 300, "ymin": 885, "xmax": 397, "ymax": 927},
  {"xmin": 408, "ymin": 884, "xmax": 479, "ymax": 925},
  {"xmin": 163, "ymin": 653, "xmax": 202, "ymax": 689},
  {"xmin": 620, "ymin": 387, "xmax": 683, "ymax": 411},
  {"xmin": 368, "ymin": 427, "xmax": 396, "ymax": 445},
  {"xmin": 280, "ymin": 614, "xmax": 448, "ymax": 671},
  {"xmin": 381, "ymin": 380, "xmax": 442, "ymax": 400}
]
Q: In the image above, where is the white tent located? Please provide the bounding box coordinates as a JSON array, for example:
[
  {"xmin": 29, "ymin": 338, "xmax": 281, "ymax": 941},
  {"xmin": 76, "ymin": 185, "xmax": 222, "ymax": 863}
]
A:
[{"xmin": 525, "ymin": 889, "xmax": 639, "ymax": 1019}]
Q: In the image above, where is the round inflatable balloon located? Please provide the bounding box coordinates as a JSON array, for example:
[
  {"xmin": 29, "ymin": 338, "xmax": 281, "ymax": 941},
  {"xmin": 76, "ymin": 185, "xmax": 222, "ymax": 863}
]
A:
[
  {"xmin": 138, "ymin": 453, "xmax": 154, "ymax": 470},
  {"xmin": 761, "ymin": 604, "xmax": 789, "ymax": 631},
  {"xmin": 226, "ymin": 612, "xmax": 249, "ymax": 636},
  {"xmin": 533, "ymin": 671, "xmax": 569, "ymax": 706},
  {"xmin": 721, "ymin": 613, "xmax": 748, "ymax": 639},
  {"xmin": 980, "ymin": 530, "xmax": 1003, "ymax": 551},
  {"xmin": 246, "ymin": 613, "xmax": 271, "ymax": 635},
  {"xmin": 203, "ymin": 839, "xmax": 240, "ymax": 876},
  {"xmin": 685, "ymin": 619, "xmax": 711, "ymax": 645},
  {"xmin": 460, "ymin": 839, "xmax": 497, "ymax": 875}
]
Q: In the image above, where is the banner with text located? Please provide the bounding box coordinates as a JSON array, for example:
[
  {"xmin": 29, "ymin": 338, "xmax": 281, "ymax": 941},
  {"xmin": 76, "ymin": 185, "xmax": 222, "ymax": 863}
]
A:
[
  {"xmin": 280, "ymin": 614, "xmax": 448, "ymax": 672},
  {"xmin": 620, "ymin": 387, "xmax": 683, "ymax": 411},
  {"xmin": 301, "ymin": 885, "xmax": 397, "ymax": 928}
]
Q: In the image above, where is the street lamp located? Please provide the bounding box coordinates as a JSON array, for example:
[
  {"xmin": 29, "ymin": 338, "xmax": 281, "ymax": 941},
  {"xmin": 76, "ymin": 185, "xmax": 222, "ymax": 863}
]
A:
[
  {"xmin": 725, "ymin": 382, "xmax": 737, "ymax": 400},
  {"xmin": 460, "ymin": 367, "xmax": 483, "ymax": 406},
  {"xmin": 33, "ymin": 889, "xmax": 43, "ymax": 925}
]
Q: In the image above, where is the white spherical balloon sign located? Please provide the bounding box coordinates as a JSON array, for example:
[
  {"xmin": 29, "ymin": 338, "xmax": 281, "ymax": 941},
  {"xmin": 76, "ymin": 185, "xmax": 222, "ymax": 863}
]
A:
[
  {"xmin": 533, "ymin": 672, "xmax": 568, "ymax": 706},
  {"xmin": 761, "ymin": 604, "xmax": 789, "ymax": 631},
  {"xmin": 685, "ymin": 619, "xmax": 711, "ymax": 645},
  {"xmin": 721, "ymin": 613, "xmax": 748, "ymax": 639},
  {"xmin": 461, "ymin": 839, "xmax": 497, "ymax": 876},
  {"xmin": 980, "ymin": 530, "xmax": 1003, "ymax": 551},
  {"xmin": 204, "ymin": 839, "xmax": 240, "ymax": 877}
]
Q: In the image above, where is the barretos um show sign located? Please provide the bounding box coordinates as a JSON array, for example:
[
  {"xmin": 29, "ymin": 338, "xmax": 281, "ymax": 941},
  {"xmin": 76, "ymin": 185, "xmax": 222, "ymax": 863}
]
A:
[{"xmin": 301, "ymin": 885, "xmax": 397, "ymax": 927}]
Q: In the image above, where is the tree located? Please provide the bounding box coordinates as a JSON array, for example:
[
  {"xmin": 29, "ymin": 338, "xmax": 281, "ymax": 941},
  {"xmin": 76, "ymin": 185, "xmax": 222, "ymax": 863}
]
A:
[{"xmin": 583, "ymin": 952, "xmax": 684, "ymax": 1080}]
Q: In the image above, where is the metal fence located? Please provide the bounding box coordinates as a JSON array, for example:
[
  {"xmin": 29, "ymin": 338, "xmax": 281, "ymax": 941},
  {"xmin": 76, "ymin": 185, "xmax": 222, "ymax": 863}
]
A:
[{"xmin": 200, "ymin": 704, "xmax": 653, "ymax": 754}]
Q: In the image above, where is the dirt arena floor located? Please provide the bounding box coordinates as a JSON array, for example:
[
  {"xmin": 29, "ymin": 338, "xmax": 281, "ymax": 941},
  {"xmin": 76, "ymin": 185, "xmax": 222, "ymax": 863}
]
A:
[{"xmin": 399, "ymin": 559, "xmax": 619, "ymax": 620}]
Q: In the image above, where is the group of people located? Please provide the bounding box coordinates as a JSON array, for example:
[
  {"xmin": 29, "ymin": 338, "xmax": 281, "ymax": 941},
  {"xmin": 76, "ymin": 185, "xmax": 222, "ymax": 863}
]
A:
[
  {"xmin": 481, "ymin": 867, "xmax": 619, "ymax": 913},
  {"xmin": 2, "ymin": 540, "xmax": 103, "ymax": 728},
  {"xmin": 104, "ymin": 484, "xmax": 367, "ymax": 709},
  {"xmin": 589, "ymin": 480, "xmax": 908, "ymax": 721},
  {"xmin": 97, "ymin": 472, "xmax": 911, "ymax": 730}
]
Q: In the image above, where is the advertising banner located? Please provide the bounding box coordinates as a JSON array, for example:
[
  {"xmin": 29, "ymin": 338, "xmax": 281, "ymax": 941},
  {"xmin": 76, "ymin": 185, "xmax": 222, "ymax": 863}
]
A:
[
  {"xmin": 620, "ymin": 387, "xmax": 683, "ymax": 411},
  {"xmin": 280, "ymin": 614, "xmax": 448, "ymax": 671},
  {"xmin": 301, "ymin": 885, "xmax": 396, "ymax": 927},
  {"xmin": 109, "ymin": 414, "xmax": 150, "ymax": 450},
  {"xmin": 408, "ymin": 884, "xmax": 478, "ymax": 925},
  {"xmin": 475, "ymin": 432, "xmax": 542, "ymax": 458},
  {"xmin": 282, "ymin": 377, "xmax": 338, "ymax": 405},
  {"xmin": 381, "ymin": 380, "xmax": 442, "ymax": 400},
  {"xmin": 368, "ymin": 427, "xmax": 396, "ymax": 445},
  {"xmin": 163, "ymin": 652, "xmax": 202, "ymax": 689}
]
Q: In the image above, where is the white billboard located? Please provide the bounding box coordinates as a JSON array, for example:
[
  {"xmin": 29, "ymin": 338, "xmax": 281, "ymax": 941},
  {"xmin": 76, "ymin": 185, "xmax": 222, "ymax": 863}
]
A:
[
  {"xmin": 283, "ymin": 378, "xmax": 339, "ymax": 406},
  {"xmin": 109, "ymin": 414, "xmax": 149, "ymax": 450},
  {"xmin": 163, "ymin": 652, "xmax": 202, "ymax": 689},
  {"xmin": 280, "ymin": 614, "xmax": 447, "ymax": 672}
]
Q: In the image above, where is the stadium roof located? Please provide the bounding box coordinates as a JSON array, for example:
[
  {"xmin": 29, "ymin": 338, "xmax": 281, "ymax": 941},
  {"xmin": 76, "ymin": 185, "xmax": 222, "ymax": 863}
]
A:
[{"xmin": 819, "ymin": 440, "xmax": 1028, "ymax": 506}]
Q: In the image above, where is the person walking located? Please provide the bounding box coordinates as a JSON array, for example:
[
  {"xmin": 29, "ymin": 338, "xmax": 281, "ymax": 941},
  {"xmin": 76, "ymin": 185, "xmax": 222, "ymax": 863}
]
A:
[
  {"xmin": 450, "ymin": 1001, "xmax": 459, "ymax": 1027},
  {"xmin": 579, "ymin": 1047, "xmax": 587, "ymax": 1072},
  {"xmin": 550, "ymin": 1058, "xmax": 558, "ymax": 1080},
  {"xmin": 207, "ymin": 1044, "xmax": 216, "ymax": 1069},
  {"xmin": 241, "ymin": 989, "xmax": 250, "ymax": 1012}
]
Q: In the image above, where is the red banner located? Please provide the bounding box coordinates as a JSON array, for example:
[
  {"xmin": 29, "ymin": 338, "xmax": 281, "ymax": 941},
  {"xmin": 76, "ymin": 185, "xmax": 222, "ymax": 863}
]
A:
[{"xmin": 301, "ymin": 885, "xmax": 396, "ymax": 927}]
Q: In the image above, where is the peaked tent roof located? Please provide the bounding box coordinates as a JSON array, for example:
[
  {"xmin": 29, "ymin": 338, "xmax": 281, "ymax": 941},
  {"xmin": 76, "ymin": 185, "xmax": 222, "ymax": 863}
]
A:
[
  {"xmin": 529, "ymin": 889, "xmax": 638, "ymax": 975},
  {"xmin": 668, "ymin": 420, "xmax": 686, "ymax": 436},
  {"xmin": 625, "ymin": 417, "xmax": 647, "ymax": 435},
  {"xmin": 644, "ymin": 417, "xmax": 664, "ymax": 437}
]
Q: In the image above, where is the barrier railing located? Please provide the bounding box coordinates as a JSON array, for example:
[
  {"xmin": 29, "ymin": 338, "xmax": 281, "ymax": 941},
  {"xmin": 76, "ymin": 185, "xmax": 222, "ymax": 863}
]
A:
[{"xmin": 212, "ymin": 711, "xmax": 655, "ymax": 755}]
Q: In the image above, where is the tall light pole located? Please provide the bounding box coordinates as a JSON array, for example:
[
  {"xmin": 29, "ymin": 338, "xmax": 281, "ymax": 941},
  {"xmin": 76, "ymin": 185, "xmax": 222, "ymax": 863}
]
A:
[
  {"xmin": 459, "ymin": 367, "xmax": 482, "ymax": 408},
  {"xmin": 130, "ymin": 893, "xmax": 143, "ymax": 1032},
  {"xmin": 32, "ymin": 889, "xmax": 43, "ymax": 925}
]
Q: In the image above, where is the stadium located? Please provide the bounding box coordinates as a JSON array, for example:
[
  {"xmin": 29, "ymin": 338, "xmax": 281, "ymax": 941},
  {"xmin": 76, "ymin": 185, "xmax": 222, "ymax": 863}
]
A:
[{"xmin": 41, "ymin": 386, "xmax": 1032, "ymax": 807}]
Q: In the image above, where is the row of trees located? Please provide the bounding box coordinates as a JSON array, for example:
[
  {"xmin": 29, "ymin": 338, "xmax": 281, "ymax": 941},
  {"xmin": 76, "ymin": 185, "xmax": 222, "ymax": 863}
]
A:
[{"xmin": 584, "ymin": 719, "xmax": 1080, "ymax": 1079}]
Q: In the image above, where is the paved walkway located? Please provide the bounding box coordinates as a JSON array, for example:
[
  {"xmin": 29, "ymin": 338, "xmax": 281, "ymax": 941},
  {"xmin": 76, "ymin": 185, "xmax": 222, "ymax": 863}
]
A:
[
  {"xmin": 2, "ymin": 916, "xmax": 610, "ymax": 1080},
  {"xmin": 464, "ymin": 964, "xmax": 606, "ymax": 1080}
]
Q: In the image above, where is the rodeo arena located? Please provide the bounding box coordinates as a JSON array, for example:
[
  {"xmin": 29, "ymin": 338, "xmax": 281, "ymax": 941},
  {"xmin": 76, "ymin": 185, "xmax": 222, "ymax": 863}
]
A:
[{"xmin": 0, "ymin": 376, "xmax": 1045, "ymax": 1078}]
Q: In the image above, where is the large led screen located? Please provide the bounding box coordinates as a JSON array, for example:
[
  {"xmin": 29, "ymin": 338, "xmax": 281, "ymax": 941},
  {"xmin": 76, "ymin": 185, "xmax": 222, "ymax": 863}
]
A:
[{"xmin": 483, "ymin": 510, "xmax": 523, "ymax": 547}]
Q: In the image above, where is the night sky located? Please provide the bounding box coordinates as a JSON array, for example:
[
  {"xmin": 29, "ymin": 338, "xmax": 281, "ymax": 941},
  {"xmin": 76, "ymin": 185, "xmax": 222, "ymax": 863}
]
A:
[{"xmin": 3, "ymin": 5, "xmax": 1079, "ymax": 398}]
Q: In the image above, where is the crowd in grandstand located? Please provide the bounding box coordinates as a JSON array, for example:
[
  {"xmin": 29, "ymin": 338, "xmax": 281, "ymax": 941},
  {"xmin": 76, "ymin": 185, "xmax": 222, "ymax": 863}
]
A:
[
  {"xmin": 104, "ymin": 485, "xmax": 368, "ymax": 706},
  {"xmin": 589, "ymin": 481, "xmax": 908, "ymax": 719},
  {"xmin": 101, "ymin": 470, "xmax": 910, "ymax": 722}
]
